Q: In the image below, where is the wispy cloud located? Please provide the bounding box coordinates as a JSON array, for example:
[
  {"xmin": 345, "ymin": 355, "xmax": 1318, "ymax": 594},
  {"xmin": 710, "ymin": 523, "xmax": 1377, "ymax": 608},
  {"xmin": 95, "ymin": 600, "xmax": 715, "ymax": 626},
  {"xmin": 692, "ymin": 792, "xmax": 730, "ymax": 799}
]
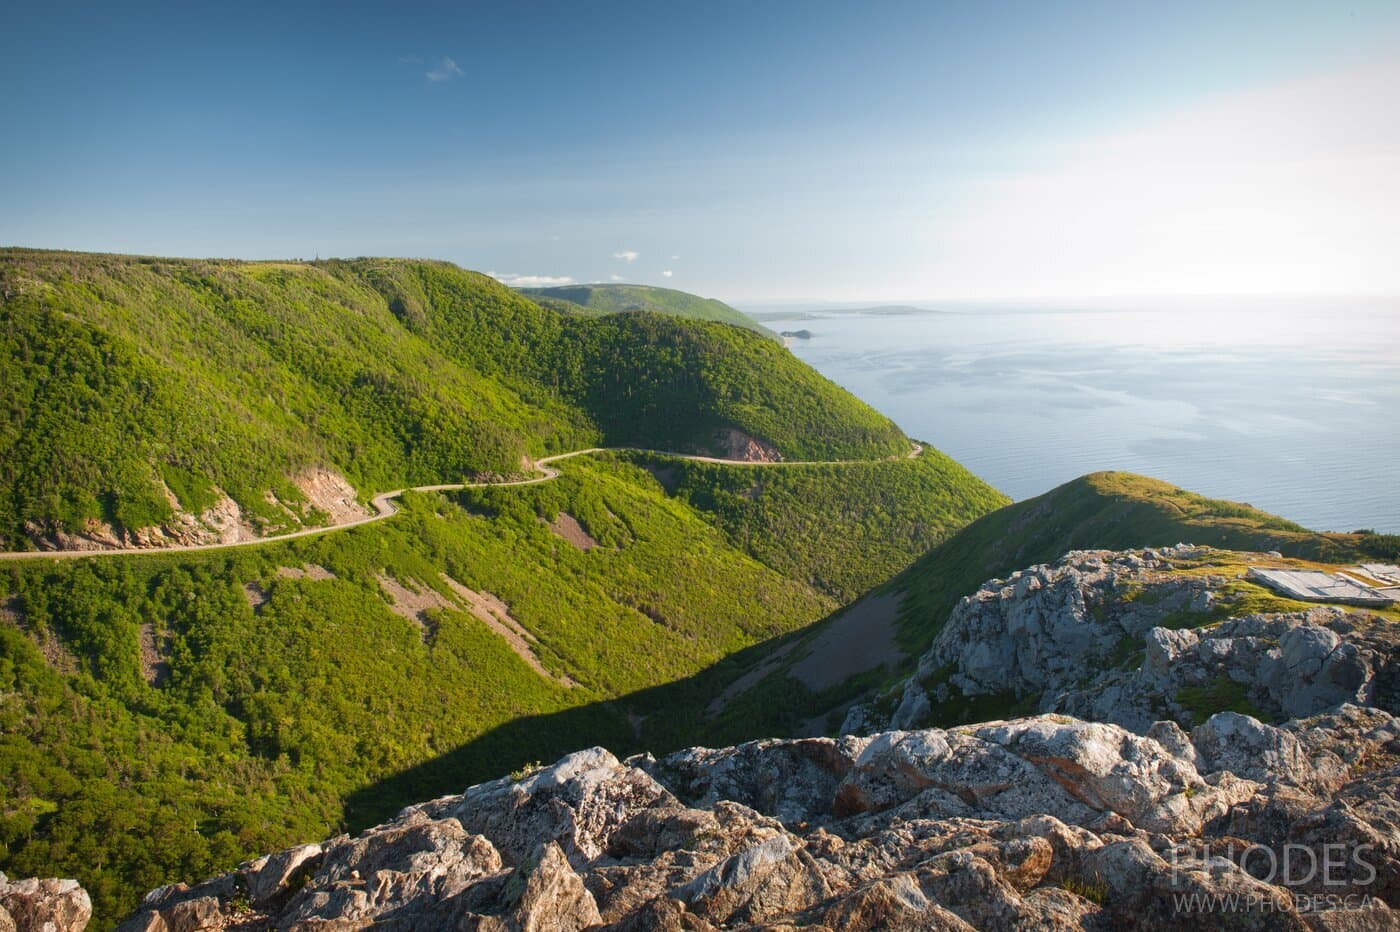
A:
[
  {"xmin": 489, "ymin": 272, "xmax": 573, "ymax": 287},
  {"xmin": 670, "ymin": 255, "xmax": 680, "ymax": 261},
  {"xmin": 612, "ymin": 249, "xmax": 639, "ymax": 262},
  {"xmin": 661, "ymin": 270, "xmax": 673, "ymax": 278},
  {"xmin": 426, "ymin": 57, "xmax": 464, "ymax": 82}
]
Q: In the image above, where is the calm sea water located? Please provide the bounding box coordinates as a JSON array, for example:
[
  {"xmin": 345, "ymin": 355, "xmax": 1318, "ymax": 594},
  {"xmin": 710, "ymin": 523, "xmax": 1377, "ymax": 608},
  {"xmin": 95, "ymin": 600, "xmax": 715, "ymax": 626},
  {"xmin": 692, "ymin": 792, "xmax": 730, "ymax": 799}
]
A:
[{"xmin": 757, "ymin": 299, "xmax": 1400, "ymax": 534}]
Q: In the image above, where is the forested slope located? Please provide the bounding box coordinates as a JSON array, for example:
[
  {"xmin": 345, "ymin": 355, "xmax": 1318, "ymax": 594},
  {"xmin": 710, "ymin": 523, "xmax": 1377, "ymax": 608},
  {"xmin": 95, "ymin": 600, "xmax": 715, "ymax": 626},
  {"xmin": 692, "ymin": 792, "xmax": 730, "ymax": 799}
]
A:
[
  {"xmin": 0, "ymin": 250, "xmax": 906, "ymax": 549},
  {"xmin": 0, "ymin": 456, "xmax": 828, "ymax": 923},
  {"xmin": 0, "ymin": 251, "xmax": 1008, "ymax": 925}
]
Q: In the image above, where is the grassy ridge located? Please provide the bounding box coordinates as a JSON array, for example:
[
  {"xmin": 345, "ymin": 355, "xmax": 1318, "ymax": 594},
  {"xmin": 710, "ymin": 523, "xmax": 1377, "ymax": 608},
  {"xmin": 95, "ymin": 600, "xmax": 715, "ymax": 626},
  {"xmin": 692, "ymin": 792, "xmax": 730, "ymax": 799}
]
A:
[
  {"xmin": 519, "ymin": 282, "xmax": 776, "ymax": 338},
  {"xmin": 0, "ymin": 250, "xmax": 906, "ymax": 548},
  {"xmin": 892, "ymin": 470, "xmax": 1391, "ymax": 652}
]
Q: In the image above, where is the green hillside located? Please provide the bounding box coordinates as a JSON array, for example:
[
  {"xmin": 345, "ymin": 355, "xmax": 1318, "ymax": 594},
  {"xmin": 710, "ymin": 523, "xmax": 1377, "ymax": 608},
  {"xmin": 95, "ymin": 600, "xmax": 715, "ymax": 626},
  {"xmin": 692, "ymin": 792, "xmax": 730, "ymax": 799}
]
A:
[
  {"xmin": 0, "ymin": 456, "xmax": 813, "ymax": 924},
  {"xmin": 0, "ymin": 250, "xmax": 906, "ymax": 550},
  {"xmin": 0, "ymin": 250, "xmax": 1003, "ymax": 925},
  {"xmin": 694, "ymin": 470, "xmax": 1389, "ymax": 742},
  {"xmin": 519, "ymin": 283, "xmax": 776, "ymax": 338},
  {"xmin": 0, "ymin": 447, "xmax": 1007, "ymax": 926},
  {"xmin": 627, "ymin": 445, "xmax": 1008, "ymax": 602}
]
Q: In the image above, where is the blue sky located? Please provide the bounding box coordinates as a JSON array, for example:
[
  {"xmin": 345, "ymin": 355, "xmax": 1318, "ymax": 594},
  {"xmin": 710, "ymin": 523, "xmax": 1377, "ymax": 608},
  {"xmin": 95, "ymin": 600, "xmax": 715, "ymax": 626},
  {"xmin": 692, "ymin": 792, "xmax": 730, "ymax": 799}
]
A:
[{"xmin": 4, "ymin": 0, "xmax": 1398, "ymax": 301}]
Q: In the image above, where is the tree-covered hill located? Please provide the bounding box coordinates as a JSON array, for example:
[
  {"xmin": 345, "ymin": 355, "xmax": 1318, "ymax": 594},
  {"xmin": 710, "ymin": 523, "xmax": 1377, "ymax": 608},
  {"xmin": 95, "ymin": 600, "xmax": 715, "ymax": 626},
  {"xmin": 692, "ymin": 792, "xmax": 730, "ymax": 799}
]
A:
[
  {"xmin": 518, "ymin": 283, "xmax": 776, "ymax": 338},
  {"xmin": 624, "ymin": 445, "xmax": 1008, "ymax": 603},
  {"xmin": 0, "ymin": 447, "xmax": 1005, "ymax": 925},
  {"xmin": 0, "ymin": 250, "xmax": 1003, "ymax": 925},
  {"xmin": 0, "ymin": 250, "xmax": 906, "ymax": 549}
]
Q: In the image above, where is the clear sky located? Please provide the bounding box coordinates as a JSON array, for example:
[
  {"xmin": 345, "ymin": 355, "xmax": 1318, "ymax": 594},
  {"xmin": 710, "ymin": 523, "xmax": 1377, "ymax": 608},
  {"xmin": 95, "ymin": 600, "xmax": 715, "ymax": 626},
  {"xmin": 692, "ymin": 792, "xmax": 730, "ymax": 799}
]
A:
[{"xmin": 4, "ymin": 0, "xmax": 1397, "ymax": 302}]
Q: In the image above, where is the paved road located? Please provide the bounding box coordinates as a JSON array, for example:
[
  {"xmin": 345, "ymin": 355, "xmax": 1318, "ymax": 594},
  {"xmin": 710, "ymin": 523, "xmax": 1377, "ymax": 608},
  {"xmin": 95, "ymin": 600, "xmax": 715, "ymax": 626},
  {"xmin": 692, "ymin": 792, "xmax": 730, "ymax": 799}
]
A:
[{"xmin": 0, "ymin": 442, "xmax": 924, "ymax": 562}]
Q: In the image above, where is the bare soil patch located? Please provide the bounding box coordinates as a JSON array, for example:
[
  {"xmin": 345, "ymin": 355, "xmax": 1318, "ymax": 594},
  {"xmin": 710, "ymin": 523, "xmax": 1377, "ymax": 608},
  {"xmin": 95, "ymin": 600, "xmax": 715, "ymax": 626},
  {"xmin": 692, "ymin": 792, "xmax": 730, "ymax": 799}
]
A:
[
  {"xmin": 243, "ymin": 582, "xmax": 269, "ymax": 609},
  {"xmin": 546, "ymin": 512, "xmax": 599, "ymax": 551},
  {"xmin": 439, "ymin": 574, "xmax": 578, "ymax": 687},
  {"xmin": 376, "ymin": 574, "xmax": 453, "ymax": 642},
  {"xmin": 138, "ymin": 622, "xmax": 170, "ymax": 686},
  {"xmin": 642, "ymin": 464, "xmax": 678, "ymax": 493},
  {"xmin": 295, "ymin": 468, "xmax": 368, "ymax": 524},
  {"xmin": 786, "ymin": 592, "xmax": 904, "ymax": 693},
  {"xmin": 276, "ymin": 564, "xmax": 336, "ymax": 581},
  {"xmin": 716, "ymin": 428, "xmax": 781, "ymax": 462}
]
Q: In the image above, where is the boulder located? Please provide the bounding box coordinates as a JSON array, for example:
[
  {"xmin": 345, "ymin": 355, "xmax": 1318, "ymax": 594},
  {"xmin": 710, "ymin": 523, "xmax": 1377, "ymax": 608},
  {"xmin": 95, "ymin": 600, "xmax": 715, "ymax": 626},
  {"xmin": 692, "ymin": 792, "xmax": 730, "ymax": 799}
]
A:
[
  {"xmin": 0, "ymin": 874, "xmax": 91, "ymax": 932},
  {"xmin": 431, "ymin": 747, "xmax": 676, "ymax": 866}
]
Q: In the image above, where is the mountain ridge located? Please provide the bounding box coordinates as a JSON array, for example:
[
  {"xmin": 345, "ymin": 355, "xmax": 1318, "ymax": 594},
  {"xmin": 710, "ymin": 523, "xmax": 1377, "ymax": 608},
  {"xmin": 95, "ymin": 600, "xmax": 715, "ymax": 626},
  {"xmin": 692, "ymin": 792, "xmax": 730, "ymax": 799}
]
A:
[
  {"xmin": 518, "ymin": 282, "xmax": 776, "ymax": 338},
  {"xmin": 0, "ymin": 249, "xmax": 1008, "ymax": 926}
]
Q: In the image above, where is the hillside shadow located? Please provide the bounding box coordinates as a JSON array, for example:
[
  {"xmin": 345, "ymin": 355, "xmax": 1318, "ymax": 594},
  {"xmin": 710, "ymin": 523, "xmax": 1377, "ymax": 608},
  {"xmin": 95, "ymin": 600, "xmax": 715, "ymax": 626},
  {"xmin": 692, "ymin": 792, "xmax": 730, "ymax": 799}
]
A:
[{"xmin": 341, "ymin": 628, "xmax": 836, "ymax": 830}]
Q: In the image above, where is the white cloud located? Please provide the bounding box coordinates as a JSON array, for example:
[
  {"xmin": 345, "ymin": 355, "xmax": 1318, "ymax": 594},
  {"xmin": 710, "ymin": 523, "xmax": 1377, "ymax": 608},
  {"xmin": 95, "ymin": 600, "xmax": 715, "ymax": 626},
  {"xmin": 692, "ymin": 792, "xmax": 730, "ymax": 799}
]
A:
[
  {"xmin": 610, "ymin": 274, "xmax": 624, "ymax": 281},
  {"xmin": 670, "ymin": 255, "xmax": 680, "ymax": 261},
  {"xmin": 612, "ymin": 249, "xmax": 639, "ymax": 262},
  {"xmin": 426, "ymin": 57, "xmax": 464, "ymax": 82},
  {"xmin": 661, "ymin": 270, "xmax": 673, "ymax": 278},
  {"xmin": 489, "ymin": 272, "xmax": 573, "ymax": 287}
]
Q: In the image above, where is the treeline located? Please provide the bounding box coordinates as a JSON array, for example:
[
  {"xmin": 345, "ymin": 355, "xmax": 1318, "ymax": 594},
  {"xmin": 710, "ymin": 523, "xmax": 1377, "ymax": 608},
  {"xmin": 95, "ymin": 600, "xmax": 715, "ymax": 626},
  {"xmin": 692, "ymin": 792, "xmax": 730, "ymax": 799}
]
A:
[{"xmin": 518, "ymin": 282, "xmax": 778, "ymax": 338}]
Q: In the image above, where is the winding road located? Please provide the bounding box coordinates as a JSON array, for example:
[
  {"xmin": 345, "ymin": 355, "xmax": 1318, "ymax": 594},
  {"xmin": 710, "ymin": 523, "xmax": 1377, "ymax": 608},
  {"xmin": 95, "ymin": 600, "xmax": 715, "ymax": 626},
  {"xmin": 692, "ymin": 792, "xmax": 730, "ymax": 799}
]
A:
[{"xmin": 0, "ymin": 443, "xmax": 923, "ymax": 562}]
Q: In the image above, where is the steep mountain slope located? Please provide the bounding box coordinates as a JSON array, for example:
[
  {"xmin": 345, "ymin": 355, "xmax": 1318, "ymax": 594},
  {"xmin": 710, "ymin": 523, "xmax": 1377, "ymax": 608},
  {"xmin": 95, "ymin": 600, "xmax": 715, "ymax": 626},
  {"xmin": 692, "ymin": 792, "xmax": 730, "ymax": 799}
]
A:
[
  {"xmin": 0, "ymin": 456, "xmax": 810, "ymax": 924},
  {"xmin": 699, "ymin": 471, "xmax": 1387, "ymax": 742},
  {"xmin": 0, "ymin": 447, "xmax": 1008, "ymax": 926},
  {"xmin": 519, "ymin": 283, "xmax": 776, "ymax": 338},
  {"xmin": 0, "ymin": 250, "xmax": 1006, "ymax": 925},
  {"xmin": 0, "ymin": 250, "xmax": 905, "ymax": 550}
]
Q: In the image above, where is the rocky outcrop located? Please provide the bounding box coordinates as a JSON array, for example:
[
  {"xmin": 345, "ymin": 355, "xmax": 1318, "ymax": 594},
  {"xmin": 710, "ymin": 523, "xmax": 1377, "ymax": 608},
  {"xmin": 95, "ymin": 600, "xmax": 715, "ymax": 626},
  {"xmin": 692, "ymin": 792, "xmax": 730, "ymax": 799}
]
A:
[
  {"xmin": 114, "ymin": 705, "xmax": 1400, "ymax": 930},
  {"xmin": 25, "ymin": 490, "xmax": 261, "ymax": 553},
  {"xmin": 0, "ymin": 873, "xmax": 91, "ymax": 932},
  {"xmin": 867, "ymin": 546, "xmax": 1395, "ymax": 735},
  {"xmin": 21, "ymin": 467, "xmax": 368, "ymax": 554},
  {"xmin": 714, "ymin": 428, "xmax": 781, "ymax": 463}
]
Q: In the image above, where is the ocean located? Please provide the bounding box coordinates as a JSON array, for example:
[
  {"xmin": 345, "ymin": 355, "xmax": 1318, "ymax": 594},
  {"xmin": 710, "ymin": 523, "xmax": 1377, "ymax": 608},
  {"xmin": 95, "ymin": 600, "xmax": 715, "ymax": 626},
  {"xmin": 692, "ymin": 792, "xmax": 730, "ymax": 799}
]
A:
[{"xmin": 755, "ymin": 298, "xmax": 1400, "ymax": 534}]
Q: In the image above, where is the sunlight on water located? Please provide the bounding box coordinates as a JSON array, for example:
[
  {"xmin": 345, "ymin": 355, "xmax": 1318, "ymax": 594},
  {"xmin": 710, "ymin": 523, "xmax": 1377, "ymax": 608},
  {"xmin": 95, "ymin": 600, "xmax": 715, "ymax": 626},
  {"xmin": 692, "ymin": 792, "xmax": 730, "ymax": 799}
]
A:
[{"xmin": 765, "ymin": 299, "xmax": 1400, "ymax": 533}]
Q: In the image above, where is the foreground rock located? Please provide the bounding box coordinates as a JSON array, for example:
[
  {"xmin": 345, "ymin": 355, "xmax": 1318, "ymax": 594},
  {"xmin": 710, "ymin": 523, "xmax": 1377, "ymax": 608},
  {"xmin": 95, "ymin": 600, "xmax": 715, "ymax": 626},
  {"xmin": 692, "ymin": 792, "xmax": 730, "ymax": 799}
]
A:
[
  {"xmin": 114, "ymin": 705, "xmax": 1400, "ymax": 930},
  {"xmin": 0, "ymin": 873, "xmax": 91, "ymax": 932}
]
